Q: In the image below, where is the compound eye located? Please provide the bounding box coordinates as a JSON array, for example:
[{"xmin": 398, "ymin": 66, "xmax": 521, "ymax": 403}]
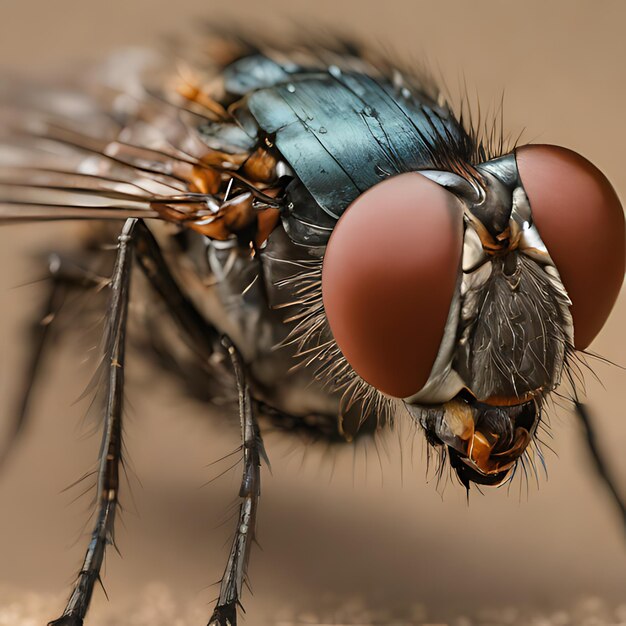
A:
[
  {"xmin": 516, "ymin": 145, "xmax": 625, "ymax": 350},
  {"xmin": 321, "ymin": 172, "xmax": 464, "ymax": 398}
]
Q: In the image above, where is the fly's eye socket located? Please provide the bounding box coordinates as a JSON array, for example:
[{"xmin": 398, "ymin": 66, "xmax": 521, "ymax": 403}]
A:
[
  {"xmin": 321, "ymin": 173, "xmax": 464, "ymax": 398},
  {"xmin": 516, "ymin": 145, "xmax": 625, "ymax": 350}
]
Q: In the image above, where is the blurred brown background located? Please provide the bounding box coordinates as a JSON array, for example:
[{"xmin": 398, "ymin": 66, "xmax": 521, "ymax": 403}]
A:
[{"xmin": 0, "ymin": 1, "xmax": 624, "ymax": 625}]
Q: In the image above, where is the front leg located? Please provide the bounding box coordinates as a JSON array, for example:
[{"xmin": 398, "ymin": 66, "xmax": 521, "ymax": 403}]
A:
[{"xmin": 48, "ymin": 219, "xmax": 137, "ymax": 626}]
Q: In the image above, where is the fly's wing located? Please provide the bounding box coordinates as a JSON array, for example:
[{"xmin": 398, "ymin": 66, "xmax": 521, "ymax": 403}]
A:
[
  {"xmin": 0, "ymin": 44, "xmax": 282, "ymax": 245},
  {"xmin": 0, "ymin": 34, "xmax": 480, "ymax": 248},
  {"xmin": 0, "ymin": 78, "xmax": 159, "ymax": 221}
]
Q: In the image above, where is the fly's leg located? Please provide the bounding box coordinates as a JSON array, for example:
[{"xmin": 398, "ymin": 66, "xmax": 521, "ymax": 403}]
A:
[
  {"xmin": 0, "ymin": 254, "xmax": 103, "ymax": 469},
  {"xmin": 574, "ymin": 401, "xmax": 626, "ymax": 529},
  {"xmin": 48, "ymin": 219, "xmax": 137, "ymax": 626},
  {"xmin": 132, "ymin": 222, "xmax": 264, "ymax": 626},
  {"xmin": 40, "ymin": 219, "xmax": 264, "ymax": 624},
  {"xmin": 132, "ymin": 220, "xmax": 219, "ymax": 358},
  {"xmin": 208, "ymin": 336, "xmax": 264, "ymax": 626}
]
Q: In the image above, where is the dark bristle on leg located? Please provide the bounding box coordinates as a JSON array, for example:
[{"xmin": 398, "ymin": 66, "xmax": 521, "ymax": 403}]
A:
[
  {"xmin": 575, "ymin": 401, "xmax": 626, "ymax": 530},
  {"xmin": 48, "ymin": 219, "xmax": 137, "ymax": 626}
]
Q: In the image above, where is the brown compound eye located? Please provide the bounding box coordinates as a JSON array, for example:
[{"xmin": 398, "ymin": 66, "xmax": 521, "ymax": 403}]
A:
[
  {"xmin": 321, "ymin": 172, "xmax": 464, "ymax": 398},
  {"xmin": 516, "ymin": 144, "xmax": 625, "ymax": 350}
]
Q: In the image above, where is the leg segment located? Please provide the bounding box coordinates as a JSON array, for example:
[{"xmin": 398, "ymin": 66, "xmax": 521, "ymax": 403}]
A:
[
  {"xmin": 48, "ymin": 219, "xmax": 137, "ymax": 626},
  {"xmin": 132, "ymin": 223, "xmax": 264, "ymax": 625},
  {"xmin": 575, "ymin": 401, "xmax": 626, "ymax": 529},
  {"xmin": 46, "ymin": 220, "xmax": 263, "ymax": 625},
  {"xmin": 208, "ymin": 336, "xmax": 264, "ymax": 626},
  {"xmin": 0, "ymin": 254, "xmax": 103, "ymax": 469},
  {"xmin": 133, "ymin": 221, "xmax": 219, "ymax": 359}
]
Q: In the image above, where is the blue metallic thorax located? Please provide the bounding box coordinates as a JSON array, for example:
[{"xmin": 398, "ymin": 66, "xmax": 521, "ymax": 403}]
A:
[{"xmin": 221, "ymin": 54, "xmax": 474, "ymax": 245}]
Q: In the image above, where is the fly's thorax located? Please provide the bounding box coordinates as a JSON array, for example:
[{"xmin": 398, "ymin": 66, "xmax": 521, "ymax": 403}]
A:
[{"xmin": 201, "ymin": 225, "xmax": 353, "ymax": 420}]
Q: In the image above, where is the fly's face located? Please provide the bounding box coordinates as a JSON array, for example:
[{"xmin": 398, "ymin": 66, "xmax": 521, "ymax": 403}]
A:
[{"xmin": 322, "ymin": 144, "xmax": 625, "ymax": 486}]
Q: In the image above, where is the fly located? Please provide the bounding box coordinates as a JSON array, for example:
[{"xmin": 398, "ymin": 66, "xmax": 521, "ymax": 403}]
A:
[{"xmin": 0, "ymin": 33, "xmax": 624, "ymax": 626}]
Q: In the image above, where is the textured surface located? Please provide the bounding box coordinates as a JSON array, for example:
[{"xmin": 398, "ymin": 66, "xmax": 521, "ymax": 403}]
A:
[
  {"xmin": 2, "ymin": 584, "xmax": 626, "ymax": 626},
  {"xmin": 246, "ymin": 72, "xmax": 464, "ymax": 220}
]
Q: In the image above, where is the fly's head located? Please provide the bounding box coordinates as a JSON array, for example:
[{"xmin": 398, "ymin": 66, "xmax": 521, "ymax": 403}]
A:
[{"xmin": 321, "ymin": 145, "xmax": 625, "ymax": 488}]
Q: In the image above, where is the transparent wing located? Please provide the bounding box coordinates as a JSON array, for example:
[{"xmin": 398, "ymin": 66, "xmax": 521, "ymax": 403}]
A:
[{"xmin": 0, "ymin": 45, "xmax": 282, "ymax": 241}]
